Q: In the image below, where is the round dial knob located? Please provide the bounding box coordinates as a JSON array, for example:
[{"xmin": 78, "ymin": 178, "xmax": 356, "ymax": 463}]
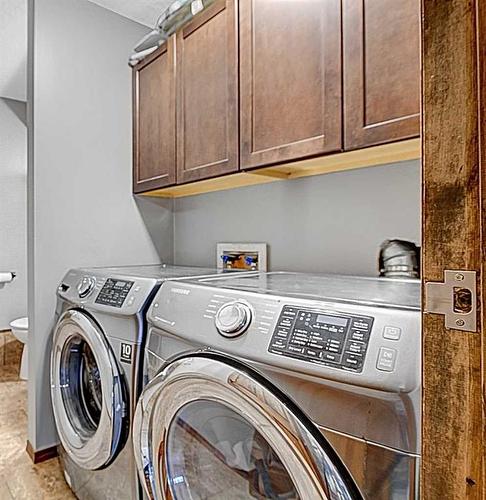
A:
[
  {"xmin": 77, "ymin": 276, "xmax": 95, "ymax": 298},
  {"xmin": 215, "ymin": 301, "xmax": 252, "ymax": 338}
]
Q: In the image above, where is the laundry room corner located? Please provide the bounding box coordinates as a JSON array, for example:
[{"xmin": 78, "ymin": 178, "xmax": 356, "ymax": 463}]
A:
[
  {"xmin": 0, "ymin": 0, "xmax": 484, "ymax": 497},
  {"xmin": 26, "ymin": 0, "xmax": 175, "ymax": 455}
]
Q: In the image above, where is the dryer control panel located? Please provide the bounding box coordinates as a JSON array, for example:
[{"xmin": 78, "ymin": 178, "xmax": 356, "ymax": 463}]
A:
[{"xmin": 268, "ymin": 306, "xmax": 374, "ymax": 373}]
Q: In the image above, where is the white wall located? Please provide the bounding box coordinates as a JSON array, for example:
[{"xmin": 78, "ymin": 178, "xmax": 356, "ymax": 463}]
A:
[
  {"xmin": 27, "ymin": 0, "xmax": 173, "ymax": 451},
  {"xmin": 173, "ymin": 160, "xmax": 421, "ymax": 275},
  {"xmin": 0, "ymin": 0, "xmax": 27, "ymax": 101},
  {"xmin": 87, "ymin": 0, "xmax": 172, "ymax": 27},
  {"xmin": 0, "ymin": 99, "xmax": 27, "ymax": 330}
]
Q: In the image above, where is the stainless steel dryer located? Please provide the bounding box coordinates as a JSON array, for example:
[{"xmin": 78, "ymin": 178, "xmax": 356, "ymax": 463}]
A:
[
  {"xmin": 50, "ymin": 264, "xmax": 231, "ymax": 500},
  {"xmin": 134, "ymin": 272, "xmax": 421, "ymax": 500}
]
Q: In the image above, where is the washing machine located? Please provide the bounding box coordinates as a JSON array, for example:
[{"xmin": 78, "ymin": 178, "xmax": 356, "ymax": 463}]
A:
[
  {"xmin": 133, "ymin": 271, "xmax": 421, "ymax": 500},
  {"xmin": 50, "ymin": 264, "xmax": 238, "ymax": 500}
]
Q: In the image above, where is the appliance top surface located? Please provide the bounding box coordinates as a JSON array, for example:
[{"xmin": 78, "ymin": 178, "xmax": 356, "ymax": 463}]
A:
[
  {"xmin": 186, "ymin": 271, "xmax": 421, "ymax": 310},
  {"xmin": 76, "ymin": 263, "xmax": 226, "ymax": 281},
  {"xmin": 56, "ymin": 265, "xmax": 244, "ymax": 338}
]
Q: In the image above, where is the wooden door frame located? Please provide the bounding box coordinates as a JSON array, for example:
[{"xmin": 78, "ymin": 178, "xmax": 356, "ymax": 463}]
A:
[{"xmin": 422, "ymin": 0, "xmax": 485, "ymax": 497}]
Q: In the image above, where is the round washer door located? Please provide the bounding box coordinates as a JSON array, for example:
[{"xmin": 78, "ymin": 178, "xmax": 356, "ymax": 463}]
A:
[
  {"xmin": 133, "ymin": 353, "xmax": 362, "ymax": 500},
  {"xmin": 50, "ymin": 309, "xmax": 127, "ymax": 470}
]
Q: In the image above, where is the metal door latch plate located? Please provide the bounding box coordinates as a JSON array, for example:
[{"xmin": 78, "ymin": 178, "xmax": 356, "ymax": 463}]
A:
[{"xmin": 425, "ymin": 270, "xmax": 477, "ymax": 332}]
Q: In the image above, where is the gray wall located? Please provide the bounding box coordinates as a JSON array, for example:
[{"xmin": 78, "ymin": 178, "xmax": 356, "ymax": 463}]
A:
[
  {"xmin": 0, "ymin": 99, "xmax": 27, "ymax": 330},
  {"xmin": 174, "ymin": 160, "xmax": 421, "ymax": 275},
  {"xmin": 0, "ymin": 0, "xmax": 27, "ymax": 101},
  {"xmin": 27, "ymin": 0, "xmax": 173, "ymax": 450}
]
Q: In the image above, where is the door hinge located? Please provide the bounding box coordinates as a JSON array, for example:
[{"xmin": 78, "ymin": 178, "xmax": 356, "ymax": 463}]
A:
[{"xmin": 424, "ymin": 270, "xmax": 477, "ymax": 332}]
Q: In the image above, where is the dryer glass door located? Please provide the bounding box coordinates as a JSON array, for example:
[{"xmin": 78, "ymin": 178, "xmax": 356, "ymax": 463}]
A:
[
  {"xmin": 133, "ymin": 353, "xmax": 362, "ymax": 500},
  {"xmin": 51, "ymin": 310, "xmax": 127, "ymax": 470}
]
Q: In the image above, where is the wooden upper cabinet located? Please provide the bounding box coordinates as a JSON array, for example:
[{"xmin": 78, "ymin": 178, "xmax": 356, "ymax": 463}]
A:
[
  {"xmin": 343, "ymin": 0, "xmax": 420, "ymax": 150},
  {"xmin": 239, "ymin": 0, "xmax": 342, "ymax": 170},
  {"xmin": 176, "ymin": 0, "xmax": 239, "ymax": 184},
  {"xmin": 133, "ymin": 38, "xmax": 176, "ymax": 193},
  {"xmin": 132, "ymin": 0, "xmax": 421, "ymax": 194}
]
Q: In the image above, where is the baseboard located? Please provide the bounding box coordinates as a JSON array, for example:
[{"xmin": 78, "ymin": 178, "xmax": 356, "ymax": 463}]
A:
[{"xmin": 26, "ymin": 440, "xmax": 58, "ymax": 464}]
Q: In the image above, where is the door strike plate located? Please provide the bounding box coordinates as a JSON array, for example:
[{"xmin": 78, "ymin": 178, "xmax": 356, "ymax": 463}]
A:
[{"xmin": 424, "ymin": 270, "xmax": 477, "ymax": 332}]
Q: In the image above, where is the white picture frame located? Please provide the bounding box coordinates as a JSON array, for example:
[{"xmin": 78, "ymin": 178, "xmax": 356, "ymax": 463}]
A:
[{"xmin": 216, "ymin": 243, "xmax": 268, "ymax": 271}]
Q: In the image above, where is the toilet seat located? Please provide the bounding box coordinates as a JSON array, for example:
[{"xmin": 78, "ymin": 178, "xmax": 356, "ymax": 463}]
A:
[
  {"xmin": 9, "ymin": 316, "xmax": 29, "ymax": 380},
  {"xmin": 10, "ymin": 317, "xmax": 28, "ymax": 331}
]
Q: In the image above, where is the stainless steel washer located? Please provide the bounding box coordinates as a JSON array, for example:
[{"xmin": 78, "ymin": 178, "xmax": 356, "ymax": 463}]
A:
[
  {"xmin": 50, "ymin": 264, "xmax": 235, "ymax": 500},
  {"xmin": 134, "ymin": 272, "xmax": 421, "ymax": 499}
]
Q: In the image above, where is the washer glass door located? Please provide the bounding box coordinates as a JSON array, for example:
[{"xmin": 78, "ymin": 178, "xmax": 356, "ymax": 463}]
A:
[
  {"xmin": 51, "ymin": 310, "xmax": 127, "ymax": 470},
  {"xmin": 134, "ymin": 354, "xmax": 362, "ymax": 500}
]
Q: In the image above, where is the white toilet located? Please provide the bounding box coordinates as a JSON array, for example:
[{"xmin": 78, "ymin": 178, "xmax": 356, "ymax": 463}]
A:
[{"xmin": 9, "ymin": 317, "xmax": 29, "ymax": 380}]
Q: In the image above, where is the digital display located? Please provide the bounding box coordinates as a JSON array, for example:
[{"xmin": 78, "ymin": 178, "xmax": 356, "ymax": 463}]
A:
[
  {"xmin": 115, "ymin": 280, "xmax": 127, "ymax": 287},
  {"xmin": 316, "ymin": 314, "xmax": 349, "ymax": 327}
]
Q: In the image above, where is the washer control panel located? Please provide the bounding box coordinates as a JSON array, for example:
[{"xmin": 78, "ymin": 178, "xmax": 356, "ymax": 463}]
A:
[
  {"xmin": 95, "ymin": 278, "xmax": 134, "ymax": 308},
  {"xmin": 268, "ymin": 306, "xmax": 374, "ymax": 373}
]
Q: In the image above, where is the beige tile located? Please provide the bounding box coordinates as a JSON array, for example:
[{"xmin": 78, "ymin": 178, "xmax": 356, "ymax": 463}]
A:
[
  {"xmin": 0, "ymin": 364, "xmax": 74, "ymax": 500},
  {"xmin": 0, "ymin": 331, "xmax": 7, "ymax": 366},
  {"xmin": 3, "ymin": 334, "xmax": 22, "ymax": 368},
  {"xmin": 0, "ymin": 367, "xmax": 20, "ymax": 384},
  {"xmin": 0, "ymin": 333, "xmax": 18, "ymax": 369},
  {"xmin": 5, "ymin": 459, "xmax": 74, "ymax": 500},
  {"xmin": 0, "ymin": 475, "xmax": 13, "ymax": 500}
]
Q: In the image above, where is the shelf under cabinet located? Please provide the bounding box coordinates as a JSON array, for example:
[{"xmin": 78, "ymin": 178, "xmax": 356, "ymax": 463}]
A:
[{"xmin": 139, "ymin": 138, "xmax": 420, "ymax": 199}]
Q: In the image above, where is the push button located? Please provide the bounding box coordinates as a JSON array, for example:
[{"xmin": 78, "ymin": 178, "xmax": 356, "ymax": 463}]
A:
[
  {"xmin": 351, "ymin": 319, "xmax": 372, "ymax": 330},
  {"xmin": 291, "ymin": 339, "xmax": 307, "ymax": 346},
  {"xmin": 350, "ymin": 329, "xmax": 370, "ymax": 342},
  {"xmin": 346, "ymin": 341, "xmax": 366, "ymax": 355},
  {"xmin": 283, "ymin": 307, "xmax": 297, "ymax": 315},
  {"xmin": 304, "ymin": 347, "xmax": 321, "ymax": 358},
  {"xmin": 271, "ymin": 339, "xmax": 286, "ymax": 350},
  {"xmin": 376, "ymin": 347, "xmax": 397, "ymax": 372},
  {"xmin": 288, "ymin": 345, "xmax": 304, "ymax": 354},
  {"xmin": 343, "ymin": 354, "xmax": 364, "ymax": 370},
  {"xmin": 322, "ymin": 352, "xmax": 339, "ymax": 363},
  {"xmin": 383, "ymin": 326, "xmax": 401, "ymax": 341}
]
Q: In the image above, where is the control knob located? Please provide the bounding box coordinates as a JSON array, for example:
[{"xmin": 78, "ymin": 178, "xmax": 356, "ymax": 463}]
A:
[
  {"xmin": 215, "ymin": 301, "xmax": 252, "ymax": 338},
  {"xmin": 77, "ymin": 276, "xmax": 95, "ymax": 298}
]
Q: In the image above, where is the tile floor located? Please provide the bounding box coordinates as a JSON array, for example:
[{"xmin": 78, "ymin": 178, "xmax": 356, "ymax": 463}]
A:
[{"xmin": 0, "ymin": 331, "xmax": 74, "ymax": 499}]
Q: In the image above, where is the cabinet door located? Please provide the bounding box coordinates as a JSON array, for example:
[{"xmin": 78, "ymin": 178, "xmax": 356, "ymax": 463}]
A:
[
  {"xmin": 133, "ymin": 39, "xmax": 176, "ymax": 193},
  {"xmin": 176, "ymin": 0, "xmax": 238, "ymax": 184},
  {"xmin": 343, "ymin": 0, "xmax": 420, "ymax": 150},
  {"xmin": 240, "ymin": 0, "xmax": 342, "ymax": 170}
]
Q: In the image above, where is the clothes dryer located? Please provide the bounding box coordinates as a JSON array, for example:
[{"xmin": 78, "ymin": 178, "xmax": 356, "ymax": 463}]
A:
[{"xmin": 134, "ymin": 272, "xmax": 421, "ymax": 499}]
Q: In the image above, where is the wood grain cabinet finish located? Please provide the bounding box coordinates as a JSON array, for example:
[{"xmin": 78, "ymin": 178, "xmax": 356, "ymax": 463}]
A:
[
  {"xmin": 343, "ymin": 0, "xmax": 420, "ymax": 150},
  {"xmin": 239, "ymin": 0, "xmax": 342, "ymax": 170},
  {"xmin": 133, "ymin": 39, "xmax": 176, "ymax": 193},
  {"xmin": 176, "ymin": 0, "xmax": 239, "ymax": 184}
]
